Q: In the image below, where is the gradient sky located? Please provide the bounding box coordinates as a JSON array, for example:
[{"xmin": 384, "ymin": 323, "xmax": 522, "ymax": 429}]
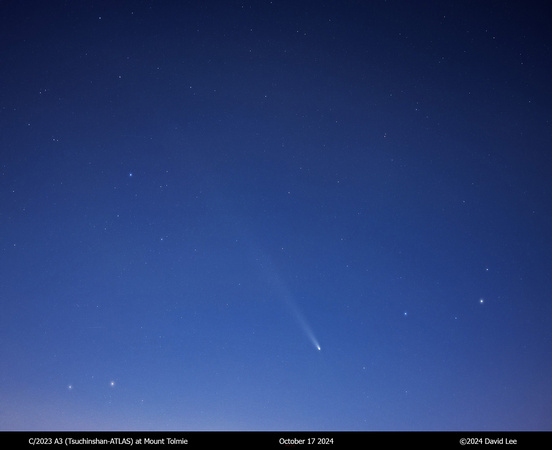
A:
[{"xmin": 1, "ymin": 1, "xmax": 551, "ymax": 431}]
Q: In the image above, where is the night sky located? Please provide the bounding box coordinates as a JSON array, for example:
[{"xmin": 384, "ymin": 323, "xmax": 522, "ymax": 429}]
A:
[{"xmin": 1, "ymin": 1, "xmax": 551, "ymax": 431}]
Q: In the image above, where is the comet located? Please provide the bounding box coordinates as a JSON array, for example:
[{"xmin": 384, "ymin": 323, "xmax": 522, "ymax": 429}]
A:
[
  {"xmin": 250, "ymin": 246, "xmax": 322, "ymax": 352},
  {"xmin": 288, "ymin": 300, "xmax": 321, "ymax": 352}
]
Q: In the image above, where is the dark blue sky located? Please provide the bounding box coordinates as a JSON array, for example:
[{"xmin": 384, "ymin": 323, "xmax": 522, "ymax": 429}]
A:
[{"xmin": 1, "ymin": 1, "xmax": 551, "ymax": 431}]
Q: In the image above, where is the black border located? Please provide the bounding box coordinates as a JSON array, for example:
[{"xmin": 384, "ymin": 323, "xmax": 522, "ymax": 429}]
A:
[{"xmin": 3, "ymin": 431, "xmax": 550, "ymax": 448}]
